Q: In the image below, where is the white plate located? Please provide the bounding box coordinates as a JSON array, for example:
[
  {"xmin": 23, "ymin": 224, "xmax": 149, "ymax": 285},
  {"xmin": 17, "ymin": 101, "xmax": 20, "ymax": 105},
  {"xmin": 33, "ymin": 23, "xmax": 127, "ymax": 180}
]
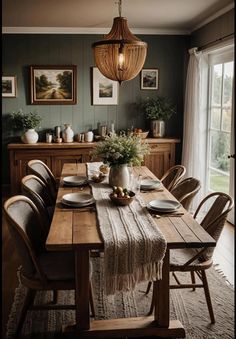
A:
[
  {"xmin": 62, "ymin": 192, "xmax": 94, "ymax": 205},
  {"xmin": 61, "ymin": 198, "xmax": 95, "ymax": 208},
  {"xmin": 63, "ymin": 176, "xmax": 88, "ymax": 186},
  {"xmin": 140, "ymin": 179, "xmax": 161, "ymax": 190},
  {"xmin": 148, "ymin": 199, "xmax": 181, "ymax": 212}
]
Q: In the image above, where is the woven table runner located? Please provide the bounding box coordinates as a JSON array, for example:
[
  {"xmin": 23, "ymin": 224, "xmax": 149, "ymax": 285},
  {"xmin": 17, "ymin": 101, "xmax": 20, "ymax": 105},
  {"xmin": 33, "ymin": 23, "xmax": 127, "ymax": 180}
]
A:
[{"xmin": 87, "ymin": 162, "xmax": 167, "ymax": 295}]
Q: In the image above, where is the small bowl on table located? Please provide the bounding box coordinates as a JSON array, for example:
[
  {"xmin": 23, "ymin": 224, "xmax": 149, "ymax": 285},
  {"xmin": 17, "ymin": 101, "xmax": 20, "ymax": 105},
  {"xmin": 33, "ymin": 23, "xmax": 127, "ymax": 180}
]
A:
[
  {"xmin": 109, "ymin": 191, "xmax": 135, "ymax": 206},
  {"xmin": 90, "ymin": 172, "xmax": 106, "ymax": 183}
]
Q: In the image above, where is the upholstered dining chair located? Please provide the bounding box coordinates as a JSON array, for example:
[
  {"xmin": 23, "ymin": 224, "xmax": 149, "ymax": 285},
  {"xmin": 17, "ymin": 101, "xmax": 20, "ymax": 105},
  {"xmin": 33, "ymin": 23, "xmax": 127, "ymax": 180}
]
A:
[
  {"xmin": 170, "ymin": 177, "xmax": 201, "ymax": 211},
  {"xmin": 147, "ymin": 192, "xmax": 234, "ymax": 323},
  {"xmin": 27, "ymin": 159, "xmax": 57, "ymax": 201},
  {"xmin": 160, "ymin": 165, "xmax": 186, "ymax": 191},
  {"xmin": 21, "ymin": 174, "xmax": 55, "ymax": 236},
  {"xmin": 3, "ymin": 195, "xmax": 95, "ymax": 338}
]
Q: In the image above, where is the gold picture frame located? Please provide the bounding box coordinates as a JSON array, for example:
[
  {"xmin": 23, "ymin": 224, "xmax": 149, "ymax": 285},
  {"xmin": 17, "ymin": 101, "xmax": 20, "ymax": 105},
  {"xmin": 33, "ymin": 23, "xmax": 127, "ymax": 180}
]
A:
[{"xmin": 30, "ymin": 65, "xmax": 77, "ymax": 104}]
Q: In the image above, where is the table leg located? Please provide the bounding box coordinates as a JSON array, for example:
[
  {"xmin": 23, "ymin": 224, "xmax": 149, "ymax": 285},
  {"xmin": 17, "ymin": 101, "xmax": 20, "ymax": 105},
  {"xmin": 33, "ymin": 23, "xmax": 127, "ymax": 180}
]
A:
[
  {"xmin": 75, "ymin": 247, "xmax": 90, "ymax": 331},
  {"xmin": 154, "ymin": 248, "xmax": 170, "ymax": 327}
]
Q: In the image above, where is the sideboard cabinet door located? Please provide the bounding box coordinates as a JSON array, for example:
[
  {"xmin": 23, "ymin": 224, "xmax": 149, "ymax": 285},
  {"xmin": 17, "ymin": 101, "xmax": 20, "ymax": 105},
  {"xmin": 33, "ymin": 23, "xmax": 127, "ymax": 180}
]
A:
[{"xmin": 143, "ymin": 141, "xmax": 178, "ymax": 179}]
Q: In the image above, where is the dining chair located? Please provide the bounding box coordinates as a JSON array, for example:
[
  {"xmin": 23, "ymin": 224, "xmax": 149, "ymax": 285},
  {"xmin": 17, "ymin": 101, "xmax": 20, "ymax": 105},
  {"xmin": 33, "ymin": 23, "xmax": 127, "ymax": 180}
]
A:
[
  {"xmin": 147, "ymin": 192, "xmax": 234, "ymax": 323},
  {"xmin": 27, "ymin": 159, "xmax": 57, "ymax": 201},
  {"xmin": 3, "ymin": 195, "xmax": 95, "ymax": 338},
  {"xmin": 21, "ymin": 174, "xmax": 55, "ymax": 236},
  {"xmin": 160, "ymin": 165, "xmax": 186, "ymax": 191},
  {"xmin": 170, "ymin": 177, "xmax": 201, "ymax": 211}
]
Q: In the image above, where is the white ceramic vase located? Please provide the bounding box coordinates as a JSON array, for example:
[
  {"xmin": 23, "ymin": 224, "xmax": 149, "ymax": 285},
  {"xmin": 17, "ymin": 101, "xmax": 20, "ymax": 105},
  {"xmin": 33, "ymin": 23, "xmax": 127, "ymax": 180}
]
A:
[
  {"xmin": 62, "ymin": 124, "xmax": 74, "ymax": 142},
  {"xmin": 21, "ymin": 129, "xmax": 39, "ymax": 144},
  {"xmin": 108, "ymin": 164, "xmax": 130, "ymax": 188}
]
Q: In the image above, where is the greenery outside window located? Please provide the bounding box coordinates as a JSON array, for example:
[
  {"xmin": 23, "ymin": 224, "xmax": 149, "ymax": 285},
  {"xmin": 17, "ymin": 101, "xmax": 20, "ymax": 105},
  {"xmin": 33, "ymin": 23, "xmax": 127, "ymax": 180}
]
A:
[{"xmin": 208, "ymin": 56, "xmax": 234, "ymax": 194}]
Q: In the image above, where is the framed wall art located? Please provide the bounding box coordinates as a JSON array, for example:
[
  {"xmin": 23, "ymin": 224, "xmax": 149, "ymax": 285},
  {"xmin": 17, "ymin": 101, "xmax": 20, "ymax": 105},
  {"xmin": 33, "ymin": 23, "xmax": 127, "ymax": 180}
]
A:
[
  {"xmin": 92, "ymin": 67, "xmax": 119, "ymax": 105},
  {"xmin": 2, "ymin": 76, "xmax": 17, "ymax": 97},
  {"xmin": 141, "ymin": 69, "xmax": 159, "ymax": 90},
  {"xmin": 30, "ymin": 65, "xmax": 77, "ymax": 104}
]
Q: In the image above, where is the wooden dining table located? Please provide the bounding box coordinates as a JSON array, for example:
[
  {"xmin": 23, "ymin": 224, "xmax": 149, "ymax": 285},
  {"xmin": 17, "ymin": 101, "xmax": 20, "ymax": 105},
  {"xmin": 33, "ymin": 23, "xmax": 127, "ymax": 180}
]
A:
[{"xmin": 46, "ymin": 163, "xmax": 216, "ymax": 338}]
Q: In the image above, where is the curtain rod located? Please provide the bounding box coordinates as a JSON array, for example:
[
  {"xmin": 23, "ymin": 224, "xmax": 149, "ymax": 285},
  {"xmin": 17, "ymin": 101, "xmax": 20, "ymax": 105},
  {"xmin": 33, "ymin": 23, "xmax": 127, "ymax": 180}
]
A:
[{"xmin": 198, "ymin": 33, "xmax": 234, "ymax": 51}]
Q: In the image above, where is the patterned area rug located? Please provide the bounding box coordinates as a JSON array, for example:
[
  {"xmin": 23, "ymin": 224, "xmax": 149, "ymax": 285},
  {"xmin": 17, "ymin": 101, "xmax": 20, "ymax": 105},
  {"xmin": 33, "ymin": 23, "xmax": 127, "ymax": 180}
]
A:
[{"xmin": 6, "ymin": 258, "xmax": 234, "ymax": 339}]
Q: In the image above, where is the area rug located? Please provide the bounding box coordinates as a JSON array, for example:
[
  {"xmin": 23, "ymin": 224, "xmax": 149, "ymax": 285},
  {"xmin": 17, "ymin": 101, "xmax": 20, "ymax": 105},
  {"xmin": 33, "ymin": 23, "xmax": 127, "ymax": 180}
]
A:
[{"xmin": 6, "ymin": 258, "xmax": 234, "ymax": 339}]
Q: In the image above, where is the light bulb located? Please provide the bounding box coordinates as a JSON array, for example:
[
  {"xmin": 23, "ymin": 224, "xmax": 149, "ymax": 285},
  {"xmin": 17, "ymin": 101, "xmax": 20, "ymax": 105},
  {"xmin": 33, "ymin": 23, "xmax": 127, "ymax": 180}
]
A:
[{"xmin": 118, "ymin": 44, "xmax": 125, "ymax": 70}]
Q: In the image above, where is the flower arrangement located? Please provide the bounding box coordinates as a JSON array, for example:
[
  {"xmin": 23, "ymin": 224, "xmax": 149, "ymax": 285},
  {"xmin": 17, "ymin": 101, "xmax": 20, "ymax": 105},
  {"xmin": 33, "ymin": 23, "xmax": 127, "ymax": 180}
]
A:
[
  {"xmin": 10, "ymin": 109, "xmax": 42, "ymax": 131},
  {"xmin": 140, "ymin": 96, "xmax": 176, "ymax": 121},
  {"xmin": 92, "ymin": 134, "xmax": 150, "ymax": 167}
]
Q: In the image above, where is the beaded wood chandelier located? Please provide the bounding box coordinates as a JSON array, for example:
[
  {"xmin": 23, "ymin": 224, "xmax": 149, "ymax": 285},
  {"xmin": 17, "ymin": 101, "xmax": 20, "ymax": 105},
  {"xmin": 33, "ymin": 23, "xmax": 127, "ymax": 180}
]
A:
[{"xmin": 92, "ymin": 0, "xmax": 147, "ymax": 84}]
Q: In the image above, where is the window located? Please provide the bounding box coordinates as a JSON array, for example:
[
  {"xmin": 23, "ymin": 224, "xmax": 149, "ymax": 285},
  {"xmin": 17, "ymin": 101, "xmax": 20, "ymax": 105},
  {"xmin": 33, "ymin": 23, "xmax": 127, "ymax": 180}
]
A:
[{"xmin": 207, "ymin": 49, "xmax": 234, "ymax": 195}]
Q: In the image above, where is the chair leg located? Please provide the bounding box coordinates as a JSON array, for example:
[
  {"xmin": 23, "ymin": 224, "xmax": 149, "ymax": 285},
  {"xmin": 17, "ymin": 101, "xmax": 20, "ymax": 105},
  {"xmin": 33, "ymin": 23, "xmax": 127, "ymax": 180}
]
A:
[
  {"xmin": 148, "ymin": 283, "xmax": 156, "ymax": 315},
  {"xmin": 201, "ymin": 270, "xmax": 215, "ymax": 324},
  {"xmin": 89, "ymin": 282, "xmax": 95, "ymax": 318},
  {"xmin": 15, "ymin": 288, "xmax": 36, "ymax": 338},
  {"xmin": 190, "ymin": 271, "xmax": 196, "ymax": 291},
  {"xmin": 52, "ymin": 290, "xmax": 58, "ymax": 304},
  {"xmin": 145, "ymin": 281, "xmax": 152, "ymax": 295}
]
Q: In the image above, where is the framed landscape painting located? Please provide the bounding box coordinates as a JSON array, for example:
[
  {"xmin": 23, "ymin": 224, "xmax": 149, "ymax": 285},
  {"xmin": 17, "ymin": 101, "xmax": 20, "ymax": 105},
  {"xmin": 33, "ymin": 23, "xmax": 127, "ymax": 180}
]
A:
[
  {"xmin": 141, "ymin": 69, "xmax": 159, "ymax": 90},
  {"xmin": 2, "ymin": 76, "xmax": 17, "ymax": 97},
  {"xmin": 92, "ymin": 67, "xmax": 118, "ymax": 105},
  {"xmin": 30, "ymin": 65, "xmax": 77, "ymax": 104}
]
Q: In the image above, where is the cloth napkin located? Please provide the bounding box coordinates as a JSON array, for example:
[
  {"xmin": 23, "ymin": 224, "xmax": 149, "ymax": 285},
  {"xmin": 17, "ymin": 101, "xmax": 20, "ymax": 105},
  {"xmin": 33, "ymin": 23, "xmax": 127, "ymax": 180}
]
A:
[{"xmin": 87, "ymin": 162, "xmax": 167, "ymax": 295}]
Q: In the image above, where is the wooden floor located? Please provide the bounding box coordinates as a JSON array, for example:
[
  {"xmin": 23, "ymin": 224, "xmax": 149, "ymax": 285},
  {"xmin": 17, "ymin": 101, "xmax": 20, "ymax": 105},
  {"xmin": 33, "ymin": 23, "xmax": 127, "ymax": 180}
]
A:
[{"xmin": 2, "ymin": 195, "xmax": 234, "ymax": 339}]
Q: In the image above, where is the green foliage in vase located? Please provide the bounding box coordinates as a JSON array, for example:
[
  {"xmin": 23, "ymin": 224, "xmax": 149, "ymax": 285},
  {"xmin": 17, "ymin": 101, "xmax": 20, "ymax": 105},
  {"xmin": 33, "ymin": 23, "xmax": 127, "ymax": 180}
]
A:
[
  {"xmin": 140, "ymin": 96, "xmax": 176, "ymax": 121},
  {"xmin": 92, "ymin": 134, "xmax": 150, "ymax": 166},
  {"xmin": 10, "ymin": 109, "xmax": 42, "ymax": 131}
]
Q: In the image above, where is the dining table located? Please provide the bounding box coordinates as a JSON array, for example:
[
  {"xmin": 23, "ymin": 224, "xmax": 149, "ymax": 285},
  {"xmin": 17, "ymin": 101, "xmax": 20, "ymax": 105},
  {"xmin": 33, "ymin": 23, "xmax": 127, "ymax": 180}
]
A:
[{"xmin": 46, "ymin": 162, "xmax": 216, "ymax": 338}]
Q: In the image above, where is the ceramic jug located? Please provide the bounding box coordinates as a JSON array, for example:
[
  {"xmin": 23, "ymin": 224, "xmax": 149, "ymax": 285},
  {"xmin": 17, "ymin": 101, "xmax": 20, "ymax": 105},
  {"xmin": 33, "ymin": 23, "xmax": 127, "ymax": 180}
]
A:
[
  {"xmin": 85, "ymin": 131, "xmax": 94, "ymax": 142},
  {"xmin": 62, "ymin": 124, "xmax": 74, "ymax": 142}
]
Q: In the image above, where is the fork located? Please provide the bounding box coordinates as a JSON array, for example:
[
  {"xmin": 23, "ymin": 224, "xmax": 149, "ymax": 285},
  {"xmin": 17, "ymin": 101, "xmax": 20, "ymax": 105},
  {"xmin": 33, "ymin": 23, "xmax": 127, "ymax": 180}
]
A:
[{"xmin": 152, "ymin": 212, "xmax": 184, "ymax": 218}]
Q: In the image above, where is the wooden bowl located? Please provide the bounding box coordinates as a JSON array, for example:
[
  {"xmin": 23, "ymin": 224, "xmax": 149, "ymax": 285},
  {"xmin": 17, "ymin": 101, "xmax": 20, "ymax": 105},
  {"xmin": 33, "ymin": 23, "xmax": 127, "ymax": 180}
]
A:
[
  {"xmin": 91, "ymin": 173, "xmax": 106, "ymax": 183},
  {"xmin": 109, "ymin": 191, "xmax": 135, "ymax": 206},
  {"xmin": 133, "ymin": 131, "xmax": 149, "ymax": 139}
]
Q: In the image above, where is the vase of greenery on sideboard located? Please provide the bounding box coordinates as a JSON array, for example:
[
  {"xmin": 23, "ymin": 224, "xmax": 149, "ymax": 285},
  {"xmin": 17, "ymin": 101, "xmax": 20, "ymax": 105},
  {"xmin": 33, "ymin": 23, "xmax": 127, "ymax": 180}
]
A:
[
  {"xmin": 10, "ymin": 109, "xmax": 42, "ymax": 144},
  {"xmin": 140, "ymin": 96, "xmax": 176, "ymax": 138}
]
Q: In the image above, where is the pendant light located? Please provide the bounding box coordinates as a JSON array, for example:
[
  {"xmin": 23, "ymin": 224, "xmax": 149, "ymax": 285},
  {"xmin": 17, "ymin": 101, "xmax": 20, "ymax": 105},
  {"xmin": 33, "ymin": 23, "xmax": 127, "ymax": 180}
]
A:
[{"xmin": 92, "ymin": 0, "xmax": 147, "ymax": 84}]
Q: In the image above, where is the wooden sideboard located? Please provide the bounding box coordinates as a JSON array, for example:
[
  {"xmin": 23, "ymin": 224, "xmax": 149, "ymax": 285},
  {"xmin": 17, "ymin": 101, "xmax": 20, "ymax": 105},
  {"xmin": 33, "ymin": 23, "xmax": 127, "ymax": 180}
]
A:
[{"xmin": 7, "ymin": 138, "xmax": 180, "ymax": 194}]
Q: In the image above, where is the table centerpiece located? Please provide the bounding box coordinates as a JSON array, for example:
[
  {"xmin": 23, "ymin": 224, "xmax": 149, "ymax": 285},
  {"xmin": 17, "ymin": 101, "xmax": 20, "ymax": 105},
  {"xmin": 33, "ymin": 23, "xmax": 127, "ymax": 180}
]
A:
[{"xmin": 92, "ymin": 134, "xmax": 150, "ymax": 187}]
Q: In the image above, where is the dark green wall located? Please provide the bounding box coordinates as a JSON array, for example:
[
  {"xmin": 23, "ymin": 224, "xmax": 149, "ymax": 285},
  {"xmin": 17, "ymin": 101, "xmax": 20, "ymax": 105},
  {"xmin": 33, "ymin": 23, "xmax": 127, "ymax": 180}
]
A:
[
  {"xmin": 2, "ymin": 34, "xmax": 189, "ymax": 184},
  {"xmin": 191, "ymin": 9, "xmax": 234, "ymax": 48}
]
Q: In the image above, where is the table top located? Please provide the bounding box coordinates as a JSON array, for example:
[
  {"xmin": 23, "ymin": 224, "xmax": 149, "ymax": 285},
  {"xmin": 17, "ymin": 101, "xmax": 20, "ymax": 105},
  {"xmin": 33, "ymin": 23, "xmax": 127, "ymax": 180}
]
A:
[{"xmin": 46, "ymin": 163, "xmax": 215, "ymax": 251}]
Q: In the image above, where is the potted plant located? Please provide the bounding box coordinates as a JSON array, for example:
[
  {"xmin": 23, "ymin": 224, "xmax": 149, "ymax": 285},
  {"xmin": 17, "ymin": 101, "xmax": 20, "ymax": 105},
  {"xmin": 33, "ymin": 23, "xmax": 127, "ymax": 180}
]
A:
[
  {"xmin": 91, "ymin": 134, "xmax": 150, "ymax": 187},
  {"xmin": 140, "ymin": 96, "xmax": 176, "ymax": 137},
  {"xmin": 10, "ymin": 109, "xmax": 42, "ymax": 144}
]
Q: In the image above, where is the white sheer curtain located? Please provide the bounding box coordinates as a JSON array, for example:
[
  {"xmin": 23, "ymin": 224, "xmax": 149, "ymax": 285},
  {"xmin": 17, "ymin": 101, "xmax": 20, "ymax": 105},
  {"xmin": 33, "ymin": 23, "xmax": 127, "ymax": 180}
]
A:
[{"xmin": 181, "ymin": 47, "xmax": 209, "ymax": 211}]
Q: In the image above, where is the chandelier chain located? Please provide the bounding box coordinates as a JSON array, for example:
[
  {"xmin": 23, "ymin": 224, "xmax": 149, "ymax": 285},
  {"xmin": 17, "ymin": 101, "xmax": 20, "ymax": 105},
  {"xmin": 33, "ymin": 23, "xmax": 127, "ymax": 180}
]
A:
[{"xmin": 115, "ymin": 0, "xmax": 122, "ymax": 17}]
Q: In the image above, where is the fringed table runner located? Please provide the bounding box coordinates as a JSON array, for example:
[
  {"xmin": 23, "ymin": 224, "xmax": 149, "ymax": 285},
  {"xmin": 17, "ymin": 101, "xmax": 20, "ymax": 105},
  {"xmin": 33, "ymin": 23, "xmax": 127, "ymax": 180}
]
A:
[{"xmin": 87, "ymin": 162, "xmax": 167, "ymax": 295}]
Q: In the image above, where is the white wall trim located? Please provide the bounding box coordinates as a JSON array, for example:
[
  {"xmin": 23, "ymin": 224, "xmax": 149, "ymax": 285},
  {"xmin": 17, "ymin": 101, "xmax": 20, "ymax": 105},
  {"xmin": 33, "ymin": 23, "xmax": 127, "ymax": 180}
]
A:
[
  {"xmin": 2, "ymin": 26, "xmax": 190, "ymax": 35},
  {"xmin": 191, "ymin": 3, "xmax": 234, "ymax": 33}
]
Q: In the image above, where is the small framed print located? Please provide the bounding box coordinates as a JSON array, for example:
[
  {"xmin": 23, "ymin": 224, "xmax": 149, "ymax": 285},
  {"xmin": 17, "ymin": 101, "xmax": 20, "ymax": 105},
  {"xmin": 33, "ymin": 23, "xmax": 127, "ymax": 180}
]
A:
[
  {"xmin": 2, "ymin": 76, "xmax": 17, "ymax": 97},
  {"xmin": 30, "ymin": 65, "xmax": 77, "ymax": 104},
  {"xmin": 92, "ymin": 67, "xmax": 119, "ymax": 105},
  {"xmin": 141, "ymin": 69, "xmax": 159, "ymax": 90}
]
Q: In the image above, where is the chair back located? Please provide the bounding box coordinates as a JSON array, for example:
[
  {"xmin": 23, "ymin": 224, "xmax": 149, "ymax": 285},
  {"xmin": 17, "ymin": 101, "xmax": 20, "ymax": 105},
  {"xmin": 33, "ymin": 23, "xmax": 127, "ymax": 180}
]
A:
[
  {"xmin": 21, "ymin": 175, "xmax": 54, "ymax": 234},
  {"xmin": 160, "ymin": 165, "xmax": 186, "ymax": 191},
  {"xmin": 170, "ymin": 177, "xmax": 201, "ymax": 211},
  {"xmin": 27, "ymin": 159, "xmax": 57, "ymax": 200},
  {"xmin": 194, "ymin": 192, "xmax": 234, "ymax": 260},
  {"xmin": 3, "ymin": 195, "xmax": 47, "ymax": 282}
]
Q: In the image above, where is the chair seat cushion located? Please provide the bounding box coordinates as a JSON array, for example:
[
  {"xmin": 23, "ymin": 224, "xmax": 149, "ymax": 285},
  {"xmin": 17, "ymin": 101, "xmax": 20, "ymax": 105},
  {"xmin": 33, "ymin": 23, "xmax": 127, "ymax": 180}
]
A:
[
  {"xmin": 38, "ymin": 251, "xmax": 75, "ymax": 280},
  {"xmin": 170, "ymin": 248, "xmax": 212, "ymax": 271}
]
